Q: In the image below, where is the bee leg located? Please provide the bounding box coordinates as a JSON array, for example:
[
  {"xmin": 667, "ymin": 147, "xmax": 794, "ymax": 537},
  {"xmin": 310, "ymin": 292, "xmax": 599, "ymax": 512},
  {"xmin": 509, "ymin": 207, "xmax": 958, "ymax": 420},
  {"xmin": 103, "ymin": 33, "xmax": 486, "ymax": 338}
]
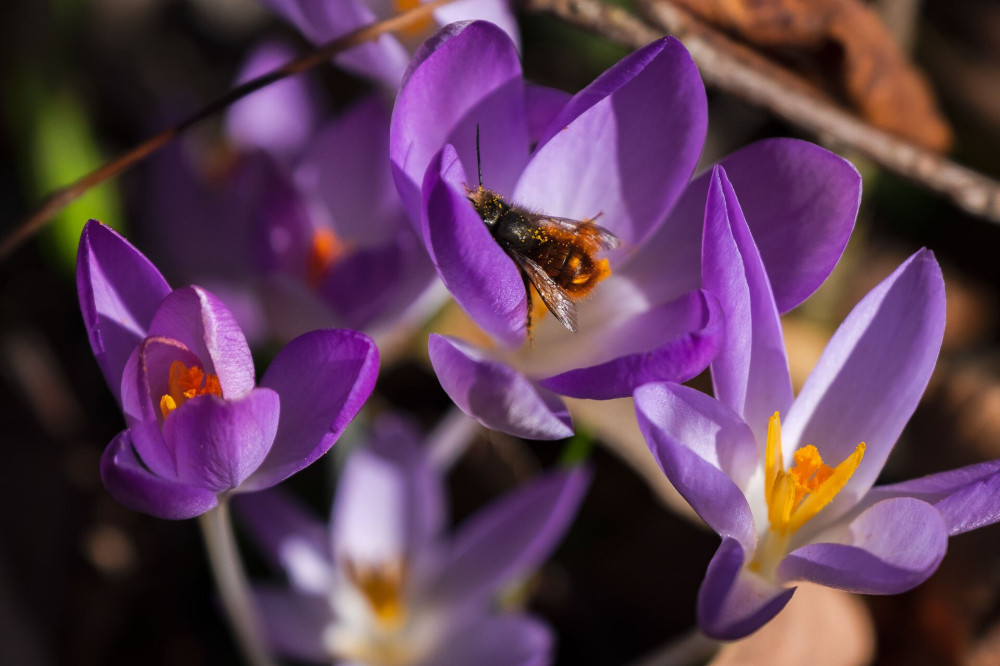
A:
[
  {"xmin": 584, "ymin": 211, "xmax": 604, "ymax": 223},
  {"xmin": 521, "ymin": 269, "xmax": 535, "ymax": 348}
]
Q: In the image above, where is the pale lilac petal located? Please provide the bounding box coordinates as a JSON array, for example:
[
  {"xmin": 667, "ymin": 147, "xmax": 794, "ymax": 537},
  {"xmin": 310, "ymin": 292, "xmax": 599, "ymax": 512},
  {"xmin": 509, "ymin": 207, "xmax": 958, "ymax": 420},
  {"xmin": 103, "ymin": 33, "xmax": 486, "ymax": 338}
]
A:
[
  {"xmin": 119, "ymin": 336, "xmax": 202, "ymax": 479},
  {"xmin": 428, "ymin": 335, "xmax": 573, "ymax": 440},
  {"xmin": 783, "ymin": 250, "xmax": 945, "ymax": 514},
  {"xmin": 225, "ymin": 41, "xmax": 321, "ymax": 157},
  {"xmin": 524, "ymin": 83, "xmax": 570, "ymax": 144},
  {"xmin": 702, "ymin": 167, "xmax": 792, "ymax": 441},
  {"xmin": 778, "ymin": 497, "xmax": 948, "ymax": 594},
  {"xmin": 433, "ymin": 0, "xmax": 521, "ymax": 53},
  {"xmin": 243, "ymin": 329, "xmax": 379, "ymax": 491},
  {"xmin": 422, "ymin": 147, "xmax": 526, "ymax": 347},
  {"xmin": 430, "ymin": 467, "xmax": 589, "ymax": 606},
  {"xmin": 294, "ymin": 96, "xmax": 399, "ymax": 244},
  {"xmin": 259, "ymin": 0, "xmax": 409, "ymax": 86},
  {"xmin": 235, "ymin": 490, "xmax": 333, "ymax": 595},
  {"xmin": 254, "ymin": 587, "xmax": 332, "ymax": 663},
  {"xmin": 429, "ymin": 614, "xmax": 552, "ymax": 666},
  {"xmin": 634, "ymin": 382, "xmax": 759, "ymax": 549},
  {"xmin": 625, "ymin": 139, "xmax": 860, "ymax": 311},
  {"xmin": 100, "ymin": 430, "xmax": 219, "ymax": 520},
  {"xmin": 332, "ymin": 416, "xmax": 445, "ymax": 565},
  {"xmin": 538, "ymin": 289, "xmax": 723, "ymax": 400},
  {"xmin": 77, "ymin": 220, "xmax": 171, "ymax": 402},
  {"xmin": 163, "ymin": 388, "xmax": 280, "ymax": 492},
  {"xmin": 698, "ymin": 537, "xmax": 795, "ymax": 640},
  {"xmin": 867, "ymin": 460, "xmax": 1000, "ymax": 535},
  {"xmin": 148, "ymin": 286, "xmax": 257, "ymax": 398},
  {"xmin": 515, "ymin": 38, "xmax": 706, "ymax": 247},
  {"xmin": 391, "ymin": 21, "xmax": 528, "ymax": 222}
]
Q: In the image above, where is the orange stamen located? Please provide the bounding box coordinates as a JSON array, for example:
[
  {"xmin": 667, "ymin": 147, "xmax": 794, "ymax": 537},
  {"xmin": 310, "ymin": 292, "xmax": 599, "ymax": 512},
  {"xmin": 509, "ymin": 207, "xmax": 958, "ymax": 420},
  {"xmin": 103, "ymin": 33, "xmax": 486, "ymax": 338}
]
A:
[
  {"xmin": 159, "ymin": 360, "xmax": 223, "ymax": 420},
  {"xmin": 307, "ymin": 228, "xmax": 348, "ymax": 287}
]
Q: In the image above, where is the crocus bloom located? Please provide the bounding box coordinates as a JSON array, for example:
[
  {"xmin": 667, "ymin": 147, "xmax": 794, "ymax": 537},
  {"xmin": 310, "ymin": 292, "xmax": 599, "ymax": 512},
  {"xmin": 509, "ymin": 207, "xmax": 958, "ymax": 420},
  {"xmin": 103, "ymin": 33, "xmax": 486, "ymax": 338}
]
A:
[
  {"xmin": 77, "ymin": 220, "xmax": 379, "ymax": 519},
  {"xmin": 634, "ymin": 166, "xmax": 1000, "ymax": 638},
  {"xmin": 256, "ymin": 0, "xmax": 518, "ymax": 89},
  {"xmin": 143, "ymin": 85, "xmax": 437, "ymax": 343},
  {"xmin": 236, "ymin": 417, "xmax": 589, "ymax": 664},
  {"xmin": 390, "ymin": 21, "xmax": 859, "ymax": 439}
]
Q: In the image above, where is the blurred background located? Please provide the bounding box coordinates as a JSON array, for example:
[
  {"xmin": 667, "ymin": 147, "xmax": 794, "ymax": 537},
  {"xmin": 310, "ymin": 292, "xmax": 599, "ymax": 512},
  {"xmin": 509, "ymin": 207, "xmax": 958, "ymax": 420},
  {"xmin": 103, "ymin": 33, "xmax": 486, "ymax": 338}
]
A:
[{"xmin": 1, "ymin": 0, "xmax": 999, "ymax": 664}]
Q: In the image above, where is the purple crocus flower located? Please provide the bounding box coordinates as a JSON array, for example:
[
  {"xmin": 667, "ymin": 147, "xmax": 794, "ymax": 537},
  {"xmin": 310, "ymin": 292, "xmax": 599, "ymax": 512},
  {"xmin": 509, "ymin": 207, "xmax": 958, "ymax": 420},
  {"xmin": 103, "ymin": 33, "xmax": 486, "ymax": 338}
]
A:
[
  {"xmin": 236, "ymin": 417, "xmax": 588, "ymax": 664},
  {"xmin": 143, "ymin": 85, "xmax": 437, "ymax": 343},
  {"xmin": 256, "ymin": 0, "xmax": 518, "ymax": 89},
  {"xmin": 634, "ymin": 166, "xmax": 1000, "ymax": 639},
  {"xmin": 390, "ymin": 21, "xmax": 860, "ymax": 440},
  {"xmin": 77, "ymin": 220, "xmax": 379, "ymax": 519}
]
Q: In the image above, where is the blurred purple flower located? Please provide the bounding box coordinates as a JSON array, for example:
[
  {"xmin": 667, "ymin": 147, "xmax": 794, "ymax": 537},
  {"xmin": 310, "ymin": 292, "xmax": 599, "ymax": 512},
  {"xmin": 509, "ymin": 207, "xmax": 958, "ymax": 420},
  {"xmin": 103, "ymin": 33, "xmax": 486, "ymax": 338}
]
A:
[
  {"xmin": 143, "ymin": 77, "xmax": 437, "ymax": 343},
  {"xmin": 77, "ymin": 220, "xmax": 379, "ymax": 519},
  {"xmin": 634, "ymin": 167, "xmax": 1000, "ymax": 639},
  {"xmin": 257, "ymin": 0, "xmax": 519, "ymax": 89},
  {"xmin": 236, "ymin": 417, "xmax": 588, "ymax": 664},
  {"xmin": 390, "ymin": 21, "xmax": 860, "ymax": 440}
]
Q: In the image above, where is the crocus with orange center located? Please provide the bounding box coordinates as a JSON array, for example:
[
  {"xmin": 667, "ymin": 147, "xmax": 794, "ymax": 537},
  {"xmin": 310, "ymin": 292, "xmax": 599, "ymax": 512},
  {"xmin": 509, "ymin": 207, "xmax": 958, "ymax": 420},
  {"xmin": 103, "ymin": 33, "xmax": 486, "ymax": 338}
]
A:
[
  {"xmin": 635, "ymin": 167, "xmax": 1000, "ymax": 639},
  {"xmin": 77, "ymin": 220, "xmax": 379, "ymax": 519}
]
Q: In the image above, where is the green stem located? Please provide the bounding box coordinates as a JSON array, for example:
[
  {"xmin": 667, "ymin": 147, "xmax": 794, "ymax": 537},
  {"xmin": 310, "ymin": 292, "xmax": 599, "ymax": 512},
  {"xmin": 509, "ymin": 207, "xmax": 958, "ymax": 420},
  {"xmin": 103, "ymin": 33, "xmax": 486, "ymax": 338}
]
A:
[{"xmin": 198, "ymin": 499, "xmax": 277, "ymax": 666}]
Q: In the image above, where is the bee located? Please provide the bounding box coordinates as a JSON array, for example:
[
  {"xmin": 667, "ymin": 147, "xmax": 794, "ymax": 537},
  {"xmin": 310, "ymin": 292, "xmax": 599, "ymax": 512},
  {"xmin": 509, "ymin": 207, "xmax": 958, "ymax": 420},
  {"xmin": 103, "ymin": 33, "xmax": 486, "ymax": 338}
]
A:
[{"xmin": 465, "ymin": 128, "xmax": 620, "ymax": 334}]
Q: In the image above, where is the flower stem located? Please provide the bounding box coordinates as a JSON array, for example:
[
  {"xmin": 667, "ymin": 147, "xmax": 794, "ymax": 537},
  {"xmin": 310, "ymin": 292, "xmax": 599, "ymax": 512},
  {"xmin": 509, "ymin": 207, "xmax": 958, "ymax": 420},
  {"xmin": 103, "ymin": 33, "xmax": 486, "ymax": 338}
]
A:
[{"xmin": 198, "ymin": 499, "xmax": 277, "ymax": 666}]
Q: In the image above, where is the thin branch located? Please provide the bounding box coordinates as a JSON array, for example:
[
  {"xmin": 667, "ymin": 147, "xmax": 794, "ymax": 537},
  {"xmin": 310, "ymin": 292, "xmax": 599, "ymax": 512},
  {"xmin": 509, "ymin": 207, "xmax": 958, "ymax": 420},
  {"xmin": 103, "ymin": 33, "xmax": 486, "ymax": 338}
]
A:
[
  {"xmin": 0, "ymin": 0, "xmax": 457, "ymax": 260},
  {"xmin": 522, "ymin": 0, "xmax": 1000, "ymax": 224}
]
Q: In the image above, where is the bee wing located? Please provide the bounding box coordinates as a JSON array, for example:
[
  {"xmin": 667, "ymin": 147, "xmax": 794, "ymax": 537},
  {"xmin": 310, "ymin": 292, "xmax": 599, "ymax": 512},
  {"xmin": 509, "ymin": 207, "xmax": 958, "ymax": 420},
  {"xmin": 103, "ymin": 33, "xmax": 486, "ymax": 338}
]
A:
[
  {"xmin": 512, "ymin": 254, "xmax": 579, "ymax": 333},
  {"xmin": 537, "ymin": 216, "xmax": 621, "ymax": 251}
]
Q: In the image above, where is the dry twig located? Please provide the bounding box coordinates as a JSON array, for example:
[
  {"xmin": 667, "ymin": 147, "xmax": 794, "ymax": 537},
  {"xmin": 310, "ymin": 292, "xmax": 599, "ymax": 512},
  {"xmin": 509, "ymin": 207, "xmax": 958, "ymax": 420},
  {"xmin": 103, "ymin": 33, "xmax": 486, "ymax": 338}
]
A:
[{"xmin": 522, "ymin": 0, "xmax": 1000, "ymax": 223}]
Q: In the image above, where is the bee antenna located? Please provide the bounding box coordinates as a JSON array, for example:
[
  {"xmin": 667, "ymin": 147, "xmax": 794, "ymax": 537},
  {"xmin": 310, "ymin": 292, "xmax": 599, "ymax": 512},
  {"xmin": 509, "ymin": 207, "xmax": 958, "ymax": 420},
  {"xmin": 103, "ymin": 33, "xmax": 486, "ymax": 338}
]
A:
[{"xmin": 475, "ymin": 124, "xmax": 483, "ymax": 188}]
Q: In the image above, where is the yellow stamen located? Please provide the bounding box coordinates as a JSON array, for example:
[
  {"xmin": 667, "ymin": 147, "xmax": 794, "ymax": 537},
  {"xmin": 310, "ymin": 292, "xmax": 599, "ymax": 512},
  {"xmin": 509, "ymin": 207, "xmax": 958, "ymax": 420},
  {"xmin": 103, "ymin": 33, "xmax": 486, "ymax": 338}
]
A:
[
  {"xmin": 158, "ymin": 360, "xmax": 223, "ymax": 420},
  {"xmin": 763, "ymin": 411, "xmax": 865, "ymax": 535},
  {"xmin": 393, "ymin": 0, "xmax": 433, "ymax": 36},
  {"xmin": 307, "ymin": 228, "xmax": 349, "ymax": 287},
  {"xmin": 343, "ymin": 558, "xmax": 408, "ymax": 629}
]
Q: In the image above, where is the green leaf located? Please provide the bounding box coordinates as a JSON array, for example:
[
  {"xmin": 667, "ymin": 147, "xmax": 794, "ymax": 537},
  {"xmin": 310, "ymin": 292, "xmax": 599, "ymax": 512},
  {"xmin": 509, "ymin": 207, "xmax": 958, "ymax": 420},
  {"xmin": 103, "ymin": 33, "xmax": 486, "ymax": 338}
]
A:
[{"xmin": 31, "ymin": 91, "xmax": 124, "ymax": 271}]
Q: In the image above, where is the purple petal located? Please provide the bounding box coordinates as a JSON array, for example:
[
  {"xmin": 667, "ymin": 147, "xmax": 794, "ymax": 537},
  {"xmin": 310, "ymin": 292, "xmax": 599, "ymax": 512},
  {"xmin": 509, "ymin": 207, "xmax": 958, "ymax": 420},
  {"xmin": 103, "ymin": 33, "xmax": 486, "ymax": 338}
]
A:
[
  {"xmin": 163, "ymin": 388, "xmax": 280, "ymax": 492},
  {"xmin": 234, "ymin": 489, "xmax": 332, "ymax": 594},
  {"xmin": 246, "ymin": 155, "xmax": 316, "ymax": 280},
  {"xmin": 243, "ymin": 329, "xmax": 379, "ymax": 491},
  {"xmin": 626, "ymin": 139, "xmax": 860, "ymax": 312},
  {"xmin": 119, "ymin": 336, "xmax": 202, "ymax": 479},
  {"xmin": 634, "ymin": 382, "xmax": 759, "ymax": 548},
  {"xmin": 538, "ymin": 288, "xmax": 723, "ymax": 400},
  {"xmin": 430, "ymin": 467, "xmax": 589, "ymax": 606},
  {"xmin": 259, "ymin": 0, "xmax": 409, "ymax": 87},
  {"xmin": 318, "ymin": 222, "xmax": 439, "ymax": 331},
  {"xmin": 517, "ymin": 37, "xmax": 706, "ymax": 247},
  {"xmin": 524, "ymin": 83, "xmax": 570, "ymax": 144},
  {"xmin": 225, "ymin": 40, "xmax": 322, "ymax": 158},
  {"xmin": 391, "ymin": 21, "xmax": 528, "ymax": 222},
  {"xmin": 254, "ymin": 587, "xmax": 332, "ymax": 663},
  {"xmin": 433, "ymin": 0, "xmax": 521, "ymax": 53},
  {"xmin": 778, "ymin": 497, "xmax": 947, "ymax": 594},
  {"xmin": 294, "ymin": 96, "xmax": 399, "ymax": 245},
  {"xmin": 702, "ymin": 167, "xmax": 792, "ymax": 441},
  {"xmin": 100, "ymin": 430, "xmax": 219, "ymax": 520},
  {"xmin": 332, "ymin": 416, "xmax": 445, "ymax": 565},
  {"xmin": 430, "ymin": 614, "xmax": 552, "ymax": 666},
  {"xmin": 148, "ymin": 286, "xmax": 256, "ymax": 398},
  {"xmin": 77, "ymin": 220, "xmax": 171, "ymax": 402},
  {"xmin": 428, "ymin": 335, "xmax": 573, "ymax": 440},
  {"xmin": 422, "ymin": 146, "xmax": 526, "ymax": 347},
  {"xmin": 867, "ymin": 459, "xmax": 1000, "ymax": 535},
  {"xmin": 782, "ymin": 250, "xmax": 945, "ymax": 514},
  {"xmin": 698, "ymin": 537, "xmax": 795, "ymax": 640}
]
